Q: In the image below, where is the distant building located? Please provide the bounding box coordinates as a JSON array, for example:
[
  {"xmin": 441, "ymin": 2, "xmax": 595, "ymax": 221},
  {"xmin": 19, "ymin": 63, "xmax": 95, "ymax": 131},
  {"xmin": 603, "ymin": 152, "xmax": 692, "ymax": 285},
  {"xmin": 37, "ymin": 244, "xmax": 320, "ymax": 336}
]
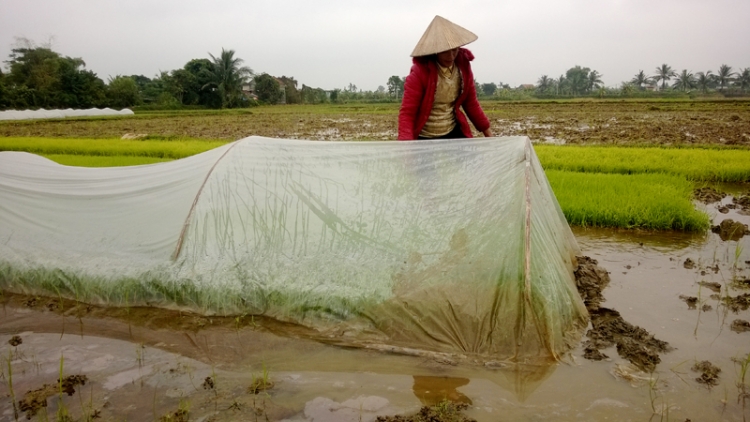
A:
[
  {"xmin": 242, "ymin": 82, "xmax": 257, "ymax": 100},
  {"xmin": 242, "ymin": 78, "xmax": 287, "ymax": 104},
  {"xmin": 518, "ymin": 84, "xmax": 535, "ymax": 90}
]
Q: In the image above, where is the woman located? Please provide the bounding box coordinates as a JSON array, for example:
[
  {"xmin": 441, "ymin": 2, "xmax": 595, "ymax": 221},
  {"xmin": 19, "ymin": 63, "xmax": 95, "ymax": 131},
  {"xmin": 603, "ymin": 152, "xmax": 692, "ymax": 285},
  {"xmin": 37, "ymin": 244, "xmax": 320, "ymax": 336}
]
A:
[{"xmin": 398, "ymin": 15, "xmax": 493, "ymax": 141}]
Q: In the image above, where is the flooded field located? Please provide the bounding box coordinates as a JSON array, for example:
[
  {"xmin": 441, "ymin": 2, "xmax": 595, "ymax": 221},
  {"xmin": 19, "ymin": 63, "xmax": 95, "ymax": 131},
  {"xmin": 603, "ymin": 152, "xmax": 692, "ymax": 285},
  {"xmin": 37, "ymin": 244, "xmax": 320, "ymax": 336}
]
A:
[{"xmin": 1, "ymin": 186, "xmax": 748, "ymax": 421}]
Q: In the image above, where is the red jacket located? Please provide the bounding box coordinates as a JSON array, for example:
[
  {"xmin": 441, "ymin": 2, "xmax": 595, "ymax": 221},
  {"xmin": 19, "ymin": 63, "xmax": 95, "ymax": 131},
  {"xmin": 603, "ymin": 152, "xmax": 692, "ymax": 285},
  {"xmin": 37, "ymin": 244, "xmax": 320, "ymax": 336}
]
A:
[{"xmin": 397, "ymin": 48, "xmax": 490, "ymax": 140}]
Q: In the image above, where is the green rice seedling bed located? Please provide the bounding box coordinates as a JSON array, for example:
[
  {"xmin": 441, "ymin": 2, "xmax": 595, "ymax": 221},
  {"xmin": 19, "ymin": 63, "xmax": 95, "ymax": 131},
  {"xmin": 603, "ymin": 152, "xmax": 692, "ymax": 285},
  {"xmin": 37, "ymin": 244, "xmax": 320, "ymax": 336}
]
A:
[
  {"xmin": 1, "ymin": 138, "xmax": 713, "ymax": 231},
  {"xmin": 546, "ymin": 170, "xmax": 710, "ymax": 231},
  {"xmin": 535, "ymin": 145, "xmax": 750, "ymax": 182},
  {"xmin": 0, "ymin": 137, "xmax": 227, "ymax": 159},
  {"xmin": 42, "ymin": 154, "xmax": 172, "ymax": 167}
]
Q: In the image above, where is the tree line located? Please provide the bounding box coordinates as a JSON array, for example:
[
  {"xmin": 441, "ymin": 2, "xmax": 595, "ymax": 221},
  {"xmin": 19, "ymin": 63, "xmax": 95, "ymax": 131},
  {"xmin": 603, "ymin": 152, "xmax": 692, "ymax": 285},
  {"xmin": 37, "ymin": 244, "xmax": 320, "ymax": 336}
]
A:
[
  {"xmin": 532, "ymin": 64, "xmax": 750, "ymax": 99},
  {"xmin": 623, "ymin": 64, "xmax": 750, "ymax": 94},
  {"xmin": 1, "ymin": 39, "xmax": 748, "ymax": 110},
  {"xmin": 0, "ymin": 40, "xmax": 340, "ymax": 110}
]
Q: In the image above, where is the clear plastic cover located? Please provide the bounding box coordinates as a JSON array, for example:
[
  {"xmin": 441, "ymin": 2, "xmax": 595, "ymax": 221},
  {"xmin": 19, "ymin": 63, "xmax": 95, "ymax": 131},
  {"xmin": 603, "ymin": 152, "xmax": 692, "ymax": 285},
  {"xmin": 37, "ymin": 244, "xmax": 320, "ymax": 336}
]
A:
[{"xmin": 0, "ymin": 136, "xmax": 587, "ymax": 360}]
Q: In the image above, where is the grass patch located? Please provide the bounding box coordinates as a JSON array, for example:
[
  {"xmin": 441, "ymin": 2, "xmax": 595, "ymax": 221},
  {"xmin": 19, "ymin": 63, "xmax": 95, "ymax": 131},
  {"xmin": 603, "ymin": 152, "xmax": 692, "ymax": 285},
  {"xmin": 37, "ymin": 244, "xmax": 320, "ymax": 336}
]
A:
[
  {"xmin": 547, "ymin": 170, "xmax": 710, "ymax": 231},
  {"xmin": 0, "ymin": 137, "xmax": 226, "ymax": 159},
  {"xmin": 536, "ymin": 145, "xmax": 750, "ymax": 182}
]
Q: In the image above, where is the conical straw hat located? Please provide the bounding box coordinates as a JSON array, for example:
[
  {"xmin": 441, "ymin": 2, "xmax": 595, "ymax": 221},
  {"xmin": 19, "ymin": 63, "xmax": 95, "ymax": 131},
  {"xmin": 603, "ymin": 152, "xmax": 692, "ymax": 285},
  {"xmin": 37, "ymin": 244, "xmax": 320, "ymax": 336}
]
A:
[{"xmin": 410, "ymin": 16, "xmax": 478, "ymax": 57}]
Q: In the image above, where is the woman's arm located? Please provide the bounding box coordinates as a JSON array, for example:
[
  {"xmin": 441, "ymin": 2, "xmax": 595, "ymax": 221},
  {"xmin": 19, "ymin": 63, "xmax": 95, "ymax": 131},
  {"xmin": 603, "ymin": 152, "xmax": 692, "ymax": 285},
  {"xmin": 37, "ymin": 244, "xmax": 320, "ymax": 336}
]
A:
[
  {"xmin": 398, "ymin": 64, "xmax": 425, "ymax": 140},
  {"xmin": 461, "ymin": 77, "xmax": 491, "ymax": 135}
]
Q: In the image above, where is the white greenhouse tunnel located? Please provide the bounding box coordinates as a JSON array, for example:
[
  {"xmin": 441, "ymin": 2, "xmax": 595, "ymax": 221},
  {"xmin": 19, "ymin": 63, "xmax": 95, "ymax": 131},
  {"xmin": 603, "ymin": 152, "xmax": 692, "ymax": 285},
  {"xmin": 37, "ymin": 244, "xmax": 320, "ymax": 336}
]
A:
[{"xmin": 0, "ymin": 108, "xmax": 134, "ymax": 120}]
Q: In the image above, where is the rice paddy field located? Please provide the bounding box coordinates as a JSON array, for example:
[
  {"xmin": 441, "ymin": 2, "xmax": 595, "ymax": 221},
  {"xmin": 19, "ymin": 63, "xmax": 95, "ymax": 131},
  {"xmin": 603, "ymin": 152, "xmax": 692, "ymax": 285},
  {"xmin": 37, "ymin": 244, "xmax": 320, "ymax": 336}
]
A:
[{"xmin": 1, "ymin": 99, "xmax": 750, "ymax": 421}]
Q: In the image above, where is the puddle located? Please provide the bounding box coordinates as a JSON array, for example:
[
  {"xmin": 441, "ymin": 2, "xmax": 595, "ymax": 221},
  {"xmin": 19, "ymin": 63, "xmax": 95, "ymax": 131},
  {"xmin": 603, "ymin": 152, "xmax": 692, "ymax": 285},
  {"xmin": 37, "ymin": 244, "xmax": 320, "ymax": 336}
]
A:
[{"xmin": 1, "ymin": 194, "xmax": 750, "ymax": 421}]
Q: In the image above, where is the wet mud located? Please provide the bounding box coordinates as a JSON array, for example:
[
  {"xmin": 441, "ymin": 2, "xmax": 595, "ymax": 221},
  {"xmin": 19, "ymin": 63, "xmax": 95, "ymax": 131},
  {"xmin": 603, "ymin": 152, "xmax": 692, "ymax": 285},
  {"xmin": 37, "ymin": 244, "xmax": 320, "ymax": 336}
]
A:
[
  {"xmin": 711, "ymin": 218, "xmax": 750, "ymax": 241},
  {"xmin": 692, "ymin": 361, "xmax": 721, "ymax": 387},
  {"xmin": 734, "ymin": 276, "xmax": 750, "ymax": 289},
  {"xmin": 697, "ymin": 281, "xmax": 722, "ymax": 292},
  {"xmin": 679, "ymin": 295, "xmax": 699, "ymax": 309},
  {"xmin": 18, "ymin": 375, "xmax": 88, "ymax": 419},
  {"xmin": 377, "ymin": 402, "xmax": 475, "ymax": 422},
  {"xmin": 734, "ymin": 191, "xmax": 750, "ymax": 214},
  {"xmin": 723, "ymin": 293, "xmax": 750, "ymax": 312},
  {"xmin": 693, "ymin": 187, "xmax": 726, "ymax": 204},
  {"xmin": 731, "ymin": 319, "xmax": 750, "ymax": 332},
  {"xmin": 1, "ymin": 101, "xmax": 748, "ymax": 146},
  {"xmin": 575, "ymin": 256, "xmax": 672, "ymax": 372}
]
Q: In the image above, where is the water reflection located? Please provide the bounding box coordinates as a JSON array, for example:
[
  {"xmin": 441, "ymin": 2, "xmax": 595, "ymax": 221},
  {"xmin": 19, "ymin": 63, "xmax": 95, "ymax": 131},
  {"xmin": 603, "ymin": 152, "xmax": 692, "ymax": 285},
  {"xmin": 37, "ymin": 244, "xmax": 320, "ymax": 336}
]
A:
[
  {"xmin": 412, "ymin": 376, "xmax": 472, "ymax": 405},
  {"xmin": 572, "ymin": 226, "xmax": 708, "ymax": 252}
]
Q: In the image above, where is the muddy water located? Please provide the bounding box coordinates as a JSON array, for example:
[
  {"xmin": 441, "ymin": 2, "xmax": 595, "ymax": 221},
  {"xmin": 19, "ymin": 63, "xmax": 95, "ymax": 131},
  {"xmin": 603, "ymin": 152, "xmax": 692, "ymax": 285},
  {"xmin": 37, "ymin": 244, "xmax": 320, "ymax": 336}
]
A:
[{"xmin": 1, "ymin": 199, "xmax": 749, "ymax": 421}]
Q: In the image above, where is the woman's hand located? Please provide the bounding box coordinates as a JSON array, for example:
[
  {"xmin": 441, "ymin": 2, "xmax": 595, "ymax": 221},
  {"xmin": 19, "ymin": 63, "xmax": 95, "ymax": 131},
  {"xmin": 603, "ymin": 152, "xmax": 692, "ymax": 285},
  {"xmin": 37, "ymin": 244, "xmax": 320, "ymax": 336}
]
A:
[{"xmin": 482, "ymin": 128, "xmax": 494, "ymax": 137}]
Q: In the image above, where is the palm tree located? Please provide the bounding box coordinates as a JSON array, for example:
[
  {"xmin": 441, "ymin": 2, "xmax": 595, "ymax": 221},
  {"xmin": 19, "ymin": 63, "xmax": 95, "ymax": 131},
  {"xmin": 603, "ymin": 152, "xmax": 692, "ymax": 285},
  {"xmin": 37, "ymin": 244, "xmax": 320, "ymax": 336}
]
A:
[
  {"xmin": 653, "ymin": 64, "xmax": 677, "ymax": 90},
  {"xmin": 695, "ymin": 71, "xmax": 715, "ymax": 94},
  {"xmin": 536, "ymin": 75, "xmax": 552, "ymax": 94},
  {"xmin": 672, "ymin": 69, "xmax": 696, "ymax": 92},
  {"xmin": 737, "ymin": 68, "xmax": 750, "ymax": 93},
  {"xmin": 631, "ymin": 70, "xmax": 651, "ymax": 90},
  {"xmin": 716, "ymin": 64, "xmax": 735, "ymax": 91},
  {"xmin": 587, "ymin": 70, "xmax": 603, "ymax": 91},
  {"xmin": 206, "ymin": 48, "xmax": 253, "ymax": 108}
]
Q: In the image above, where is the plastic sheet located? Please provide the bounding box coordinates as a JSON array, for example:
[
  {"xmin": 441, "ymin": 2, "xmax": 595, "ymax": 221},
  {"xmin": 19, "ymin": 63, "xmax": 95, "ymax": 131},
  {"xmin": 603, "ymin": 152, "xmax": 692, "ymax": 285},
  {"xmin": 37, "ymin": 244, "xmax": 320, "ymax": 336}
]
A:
[{"xmin": 0, "ymin": 136, "xmax": 588, "ymax": 360}]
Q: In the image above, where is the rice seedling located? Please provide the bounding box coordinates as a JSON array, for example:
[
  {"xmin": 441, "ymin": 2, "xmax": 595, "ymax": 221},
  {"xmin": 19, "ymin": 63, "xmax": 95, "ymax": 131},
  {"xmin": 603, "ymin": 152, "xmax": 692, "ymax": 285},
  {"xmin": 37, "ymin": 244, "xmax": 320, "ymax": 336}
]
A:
[
  {"xmin": 77, "ymin": 384, "xmax": 99, "ymax": 422},
  {"xmin": 56, "ymin": 353, "xmax": 71, "ymax": 422},
  {"xmin": 546, "ymin": 170, "xmax": 710, "ymax": 231},
  {"xmin": 159, "ymin": 398, "xmax": 190, "ymax": 422},
  {"xmin": 249, "ymin": 363, "xmax": 272, "ymax": 395},
  {"xmin": 0, "ymin": 137, "xmax": 226, "ymax": 159},
  {"xmin": 42, "ymin": 154, "xmax": 171, "ymax": 167},
  {"xmin": 535, "ymin": 145, "xmax": 750, "ymax": 182},
  {"xmin": 6, "ymin": 348, "xmax": 19, "ymax": 421}
]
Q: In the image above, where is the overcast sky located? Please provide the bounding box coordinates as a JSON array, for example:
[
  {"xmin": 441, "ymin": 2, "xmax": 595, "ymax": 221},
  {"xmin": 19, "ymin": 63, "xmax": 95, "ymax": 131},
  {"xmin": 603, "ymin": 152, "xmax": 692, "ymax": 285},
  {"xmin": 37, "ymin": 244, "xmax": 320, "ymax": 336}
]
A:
[{"xmin": 1, "ymin": 0, "xmax": 749, "ymax": 91}]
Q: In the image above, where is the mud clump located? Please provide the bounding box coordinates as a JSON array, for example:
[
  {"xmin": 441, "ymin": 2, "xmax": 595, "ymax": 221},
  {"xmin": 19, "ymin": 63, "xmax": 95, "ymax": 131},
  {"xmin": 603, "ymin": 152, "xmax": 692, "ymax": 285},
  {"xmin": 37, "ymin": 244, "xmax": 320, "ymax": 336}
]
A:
[
  {"xmin": 731, "ymin": 319, "xmax": 750, "ymax": 333},
  {"xmin": 683, "ymin": 258, "xmax": 696, "ymax": 269},
  {"xmin": 202, "ymin": 376, "xmax": 215, "ymax": 390},
  {"xmin": 575, "ymin": 256, "xmax": 671, "ymax": 372},
  {"xmin": 574, "ymin": 256, "xmax": 611, "ymax": 312},
  {"xmin": 711, "ymin": 219, "xmax": 750, "ymax": 241},
  {"xmin": 583, "ymin": 345, "xmax": 609, "ymax": 361},
  {"xmin": 22, "ymin": 296, "xmax": 39, "ymax": 307},
  {"xmin": 733, "ymin": 276, "xmax": 750, "ymax": 289},
  {"xmin": 679, "ymin": 295, "xmax": 698, "ymax": 309},
  {"xmin": 159, "ymin": 409, "xmax": 189, "ymax": 422},
  {"xmin": 377, "ymin": 401, "xmax": 475, "ymax": 422},
  {"xmin": 692, "ymin": 361, "xmax": 721, "ymax": 387},
  {"xmin": 697, "ymin": 281, "xmax": 722, "ymax": 293},
  {"xmin": 723, "ymin": 293, "xmax": 750, "ymax": 312},
  {"xmin": 693, "ymin": 187, "xmax": 726, "ymax": 204},
  {"xmin": 586, "ymin": 308, "xmax": 671, "ymax": 372},
  {"xmin": 19, "ymin": 375, "xmax": 88, "ymax": 418},
  {"xmin": 733, "ymin": 192, "xmax": 750, "ymax": 214},
  {"xmin": 8, "ymin": 335, "xmax": 22, "ymax": 346}
]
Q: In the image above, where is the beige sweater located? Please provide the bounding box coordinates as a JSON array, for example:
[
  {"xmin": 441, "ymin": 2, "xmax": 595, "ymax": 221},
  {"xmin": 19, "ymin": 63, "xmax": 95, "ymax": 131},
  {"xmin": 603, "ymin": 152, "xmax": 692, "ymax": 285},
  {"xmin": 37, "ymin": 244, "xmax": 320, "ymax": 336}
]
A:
[{"xmin": 418, "ymin": 64, "xmax": 461, "ymax": 138}]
